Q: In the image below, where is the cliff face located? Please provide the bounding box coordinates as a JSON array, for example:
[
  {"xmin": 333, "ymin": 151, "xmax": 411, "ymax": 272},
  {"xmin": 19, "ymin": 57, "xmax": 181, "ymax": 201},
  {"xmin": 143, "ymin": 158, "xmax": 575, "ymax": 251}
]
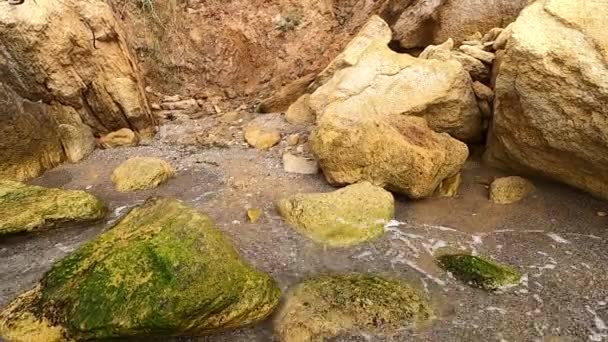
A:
[{"xmin": 0, "ymin": 0, "xmax": 155, "ymax": 181}]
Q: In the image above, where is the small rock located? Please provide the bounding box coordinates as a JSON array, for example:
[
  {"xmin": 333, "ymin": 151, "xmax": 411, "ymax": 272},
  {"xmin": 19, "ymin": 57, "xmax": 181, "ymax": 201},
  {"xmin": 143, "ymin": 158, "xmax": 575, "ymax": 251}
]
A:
[
  {"xmin": 464, "ymin": 31, "xmax": 483, "ymax": 41},
  {"xmin": 247, "ymin": 208, "xmax": 263, "ymax": 223},
  {"xmin": 493, "ymin": 23, "xmax": 513, "ymax": 51},
  {"xmin": 434, "ymin": 173, "xmax": 462, "ymax": 198},
  {"xmin": 160, "ymin": 99, "xmax": 199, "ymax": 112},
  {"xmin": 151, "ymin": 103, "xmax": 161, "ymax": 110},
  {"xmin": 111, "ymin": 157, "xmax": 175, "ymax": 192},
  {"xmin": 285, "ymin": 134, "xmax": 300, "ymax": 146},
  {"xmin": 461, "ymin": 40, "xmax": 482, "ymax": 46},
  {"xmin": 459, "ymin": 45, "xmax": 496, "ymax": 64},
  {"xmin": 275, "ymin": 274, "xmax": 432, "ymax": 342},
  {"xmin": 489, "ymin": 176, "xmax": 535, "ymax": 204},
  {"xmin": 277, "ymin": 182, "xmax": 394, "ymax": 247},
  {"xmin": 282, "ymin": 153, "xmax": 318, "ymax": 175},
  {"xmin": 98, "ymin": 128, "xmax": 139, "ymax": 149},
  {"xmin": 451, "ymin": 51, "xmax": 491, "ymax": 82},
  {"xmin": 597, "ymin": 211, "xmax": 607, "ymax": 217},
  {"xmin": 482, "ymin": 27, "xmax": 504, "ymax": 43},
  {"xmin": 472, "ymin": 81, "xmax": 494, "ymax": 101},
  {"xmin": 438, "ymin": 254, "xmax": 521, "ymax": 290},
  {"xmin": 477, "ymin": 99, "xmax": 492, "ymax": 118},
  {"xmin": 285, "ymin": 94, "xmax": 315, "ymax": 125},
  {"xmin": 162, "ymin": 95, "xmax": 182, "ymax": 102},
  {"xmin": 244, "ymin": 125, "xmax": 281, "ymax": 150}
]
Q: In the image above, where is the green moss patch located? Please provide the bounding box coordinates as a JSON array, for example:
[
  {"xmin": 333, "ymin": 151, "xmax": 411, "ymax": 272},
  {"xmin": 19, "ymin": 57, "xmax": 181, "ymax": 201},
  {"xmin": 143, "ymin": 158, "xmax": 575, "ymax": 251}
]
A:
[
  {"xmin": 277, "ymin": 182, "xmax": 394, "ymax": 247},
  {"xmin": 0, "ymin": 180, "xmax": 105, "ymax": 236},
  {"xmin": 438, "ymin": 254, "xmax": 521, "ymax": 290},
  {"xmin": 275, "ymin": 274, "xmax": 432, "ymax": 341},
  {"xmin": 0, "ymin": 198, "xmax": 280, "ymax": 340}
]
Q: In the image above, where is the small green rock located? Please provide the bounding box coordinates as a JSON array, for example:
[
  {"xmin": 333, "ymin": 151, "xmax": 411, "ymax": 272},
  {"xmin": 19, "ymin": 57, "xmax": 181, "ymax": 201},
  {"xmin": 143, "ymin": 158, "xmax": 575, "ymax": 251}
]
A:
[
  {"xmin": 0, "ymin": 198, "xmax": 280, "ymax": 340},
  {"xmin": 277, "ymin": 182, "xmax": 394, "ymax": 247},
  {"xmin": 438, "ymin": 254, "xmax": 521, "ymax": 290},
  {"xmin": 0, "ymin": 180, "xmax": 105, "ymax": 236},
  {"xmin": 275, "ymin": 274, "xmax": 433, "ymax": 342}
]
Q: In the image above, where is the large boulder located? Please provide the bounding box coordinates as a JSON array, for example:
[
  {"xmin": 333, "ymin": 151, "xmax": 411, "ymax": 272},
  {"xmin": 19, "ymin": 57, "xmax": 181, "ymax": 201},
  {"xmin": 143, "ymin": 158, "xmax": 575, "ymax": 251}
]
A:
[
  {"xmin": 275, "ymin": 274, "xmax": 432, "ymax": 342},
  {"xmin": 0, "ymin": 198, "xmax": 281, "ymax": 341},
  {"xmin": 381, "ymin": 0, "xmax": 531, "ymax": 49},
  {"xmin": 311, "ymin": 115, "xmax": 468, "ymax": 199},
  {"xmin": 0, "ymin": 180, "xmax": 105, "ymax": 236},
  {"xmin": 485, "ymin": 0, "xmax": 608, "ymax": 200},
  {"xmin": 0, "ymin": 0, "xmax": 155, "ymax": 181},
  {"xmin": 277, "ymin": 182, "xmax": 394, "ymax": 247},
  {"xmin": 309, "ymin": 16, "xmax": 482, "ymax": 143}
]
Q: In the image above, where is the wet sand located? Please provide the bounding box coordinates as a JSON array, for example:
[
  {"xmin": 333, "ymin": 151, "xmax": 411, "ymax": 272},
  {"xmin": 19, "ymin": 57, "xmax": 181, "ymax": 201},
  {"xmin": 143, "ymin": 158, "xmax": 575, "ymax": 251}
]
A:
[{"xmin": 1, "ymin": 137, "xmax": 607, "ymax": 341}]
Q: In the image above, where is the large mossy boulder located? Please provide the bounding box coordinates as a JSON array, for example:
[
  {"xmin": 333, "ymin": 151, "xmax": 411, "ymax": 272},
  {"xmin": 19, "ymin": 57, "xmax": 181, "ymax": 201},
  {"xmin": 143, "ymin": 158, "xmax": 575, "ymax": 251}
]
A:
[
  {"xmin": 277, "ymin": 182, "xmax": 394, "ymax": 247},
  {"xmin": 0, "ymin": 180, "xmax": 105, "ymax": 236},
  {"xmin": 275, "ymin": 274, "xmax": 433, "ymax": 342},
  {"xmin": 438, "ymin": 254, "xmax": 521, "ymax": 290},
  {"xmin": 485, "ymin": 0, "xmax": 608, "ymax": 200},
  {"xmin": 111, "ymin": 157, "xmax": 175, "ymax": 192},
  {"xmin": 0, "ymin": 198, "xmax": 281, "ymax": 341}
]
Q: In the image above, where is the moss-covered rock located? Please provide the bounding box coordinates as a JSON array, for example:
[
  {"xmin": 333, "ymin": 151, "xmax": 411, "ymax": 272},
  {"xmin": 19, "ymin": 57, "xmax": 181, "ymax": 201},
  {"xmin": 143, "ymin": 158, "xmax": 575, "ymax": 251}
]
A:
[
  {"xmin": 275, "ymin": 274, "xmax": 433, "ymax": 342},
  {"xmin": 277, "ymin": 182, "xmax": 394, "ymax": 247},
  {"xmin": 438, "ymin": 254, "xmax": 521, "ymax": 290},
  {"xmin": 0, "ymin": 180, "xmax": 105, "ymax": 236},
  {"xmin": 111, "ymin": 157, "xmax": 175, "ymax": 192},
  {"xmin": 0, "ymin": 198, "xmax": 281, "ymax": 341}
]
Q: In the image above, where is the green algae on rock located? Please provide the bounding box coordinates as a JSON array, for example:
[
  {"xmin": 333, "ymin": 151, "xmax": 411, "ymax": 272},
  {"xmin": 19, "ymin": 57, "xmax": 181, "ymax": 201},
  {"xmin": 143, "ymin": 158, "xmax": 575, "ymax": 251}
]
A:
[
  {"xmin": 277, "ymin": 182, "xmax": 394, "ymax": 247},
  {"xmin": 0, "ymin": 180, "xmax": 105, "ymax": 236},
  {"xmin": 111, "ymin": 157, "xmax": 175, "ymax": 192},
  {"xmin": 438, "ymin": 254, "xmax": 521, "ymax": 290},
  {"xmin": 0, "ymin": 198, "xmax": 281, "ymax": 341},
  {"xmin": 275, "ymin": 274, "xmax": 433, "ymax": 342}
]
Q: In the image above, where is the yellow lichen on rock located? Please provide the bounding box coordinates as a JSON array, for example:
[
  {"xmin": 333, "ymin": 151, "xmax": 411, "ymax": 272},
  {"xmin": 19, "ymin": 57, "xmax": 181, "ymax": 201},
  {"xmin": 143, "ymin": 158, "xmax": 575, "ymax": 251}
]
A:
[{"xmin": 111, "ymin": 157, "xmax": 175, "ymax": 192}]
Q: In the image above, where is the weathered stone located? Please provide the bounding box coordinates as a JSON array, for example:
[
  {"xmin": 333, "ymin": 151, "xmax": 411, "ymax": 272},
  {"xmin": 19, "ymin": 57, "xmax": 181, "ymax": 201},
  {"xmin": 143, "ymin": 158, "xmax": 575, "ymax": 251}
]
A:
[
  {"xmin": 493, "ymin": 23, "xmax": 514, "ymax": 51},
  {"xmin": 282, "ymin": 153, "xmax": 319, "ymax": 175},
  {"xmin": 489, "ymin": 176, "xmax": 535, "ymax": 204},
  {"xmin": 482, "ymin": 27, "xmax": 504, "ymax": 43},
  {"xmin": 275, "ymin": 274, "xmax": 432, "ymax": 342},
  {"xmin": 111, "ymin": 157, "xmax": 175, "ymax": 192},
  {"xmin": 485, "ymin": 0, "xmax": 608, "ymax": 200},
  {"xmin": 277, "ymin": 182, "xmax": 393, "ymax": 247},
  {"xmin": 383, "ymin": 0, "xmax": 529, "ymax": 48},
  {"xmin": 0, "ymin": 180, "xmax": 105, "ymax": 236},
  {"xmin": 0, "ymin": 198, "xmax": 280, "ymax": 340},
  {"xmin": 478, "ymin": 100, "xmax": 492, "ymax": 119},
  {"xmin": 285, "ymin": 94, "xmax": 315, "ymax": 125},
  {"xmin": 459, "ymin": 45, "xmax": 496, "ymax": 64},
  {"xmin": 311, "ymin": 114, "xmax": 469, "ymax": 199},
  {"xmin": 245, "ymin": 125, "xmax": 281, "ymax": 150},
  {"xmin": 160, "ymin": 99, "xmax": 199, "ymax": 112},
  {"xmin": 285, "ymin": 134, "xmax": 301, "ymax": 146},
  {"xmin": 0, "ymin": 0, "xmax": 155, "ymax": 180},
  {"xmin": 98, "ymin": 128, "xmax": 139, "ymax": 149},
  {"xmin": 438, "ymin": 254, "xmax": 522, "ymax": 290},
  {"xmin": 471, "ymin": 81, "xmax": 494, "ymax": 101},
  {"xmin": 418, "ymin": 39, "xmax": 491, "ymax": 82},
  {"xmin": 309, "ymin": 17, "xmax": 481, "ymax": 143}
]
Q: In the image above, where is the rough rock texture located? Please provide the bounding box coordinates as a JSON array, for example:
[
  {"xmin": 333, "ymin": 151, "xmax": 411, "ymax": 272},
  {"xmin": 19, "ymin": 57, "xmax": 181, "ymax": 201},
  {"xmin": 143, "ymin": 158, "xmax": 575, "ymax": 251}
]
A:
[
  {"xmin": 419, "ymin": 40, "xmax": 491, "ymax": 82},
  {"xmin": 282, "ymin": 153, "xmax": 319, "ymax": 175},
  {"xmin": 0, "ymin": 198, "xmax": 280, "ymax": 341},
  {"xmin": 438, "ymin": 254, "xmax": 522, "ymax": 290},
  {"xmin": 245, "ymin": 126, "xmax": 281, "ymax": 150},
  {"xmin": 0, "ymin": 0, "xmax": 154, "ymax": 181},
  {"xmin": 275, "ymin": 274, "xmax": 432, "ymax": 342},
  {"xmin": 0, "ymin": 180, "xmax": 105, "ymax": 236},
  {"xmin": 311, "ymin": 114, "xmax": 469, "ymax": 199},
  {"xmin": 111, "ymin": 157, "xmax": 175, "ymax": 192},
  {"xmin": 277, "ymin": 182, "xmax": 393, "ymax": 247},
  {"xmin": 98, "ymin": 128, "xmax": 139, "ymax": 149},
  {"xmin": 309, "ymin": 17, "xmax": 481, "ymax": 143},
  {"xmin": 434, "ymin": 172, "xmax": 462, "ymax": 198},
  {"xmin": 490, "ymin": 176, "xmax": 535, "ymax": 205},
  {"xmin": 285, "ymin": 94, "xmax": 315, "ymax": 125},
  {"xmin": 485, "ymin": 0, "xmax": 608, "ymax": 200},
  {"xmin": 382, "ymin": 0, "xmax": 531, "ymax": 49}
]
